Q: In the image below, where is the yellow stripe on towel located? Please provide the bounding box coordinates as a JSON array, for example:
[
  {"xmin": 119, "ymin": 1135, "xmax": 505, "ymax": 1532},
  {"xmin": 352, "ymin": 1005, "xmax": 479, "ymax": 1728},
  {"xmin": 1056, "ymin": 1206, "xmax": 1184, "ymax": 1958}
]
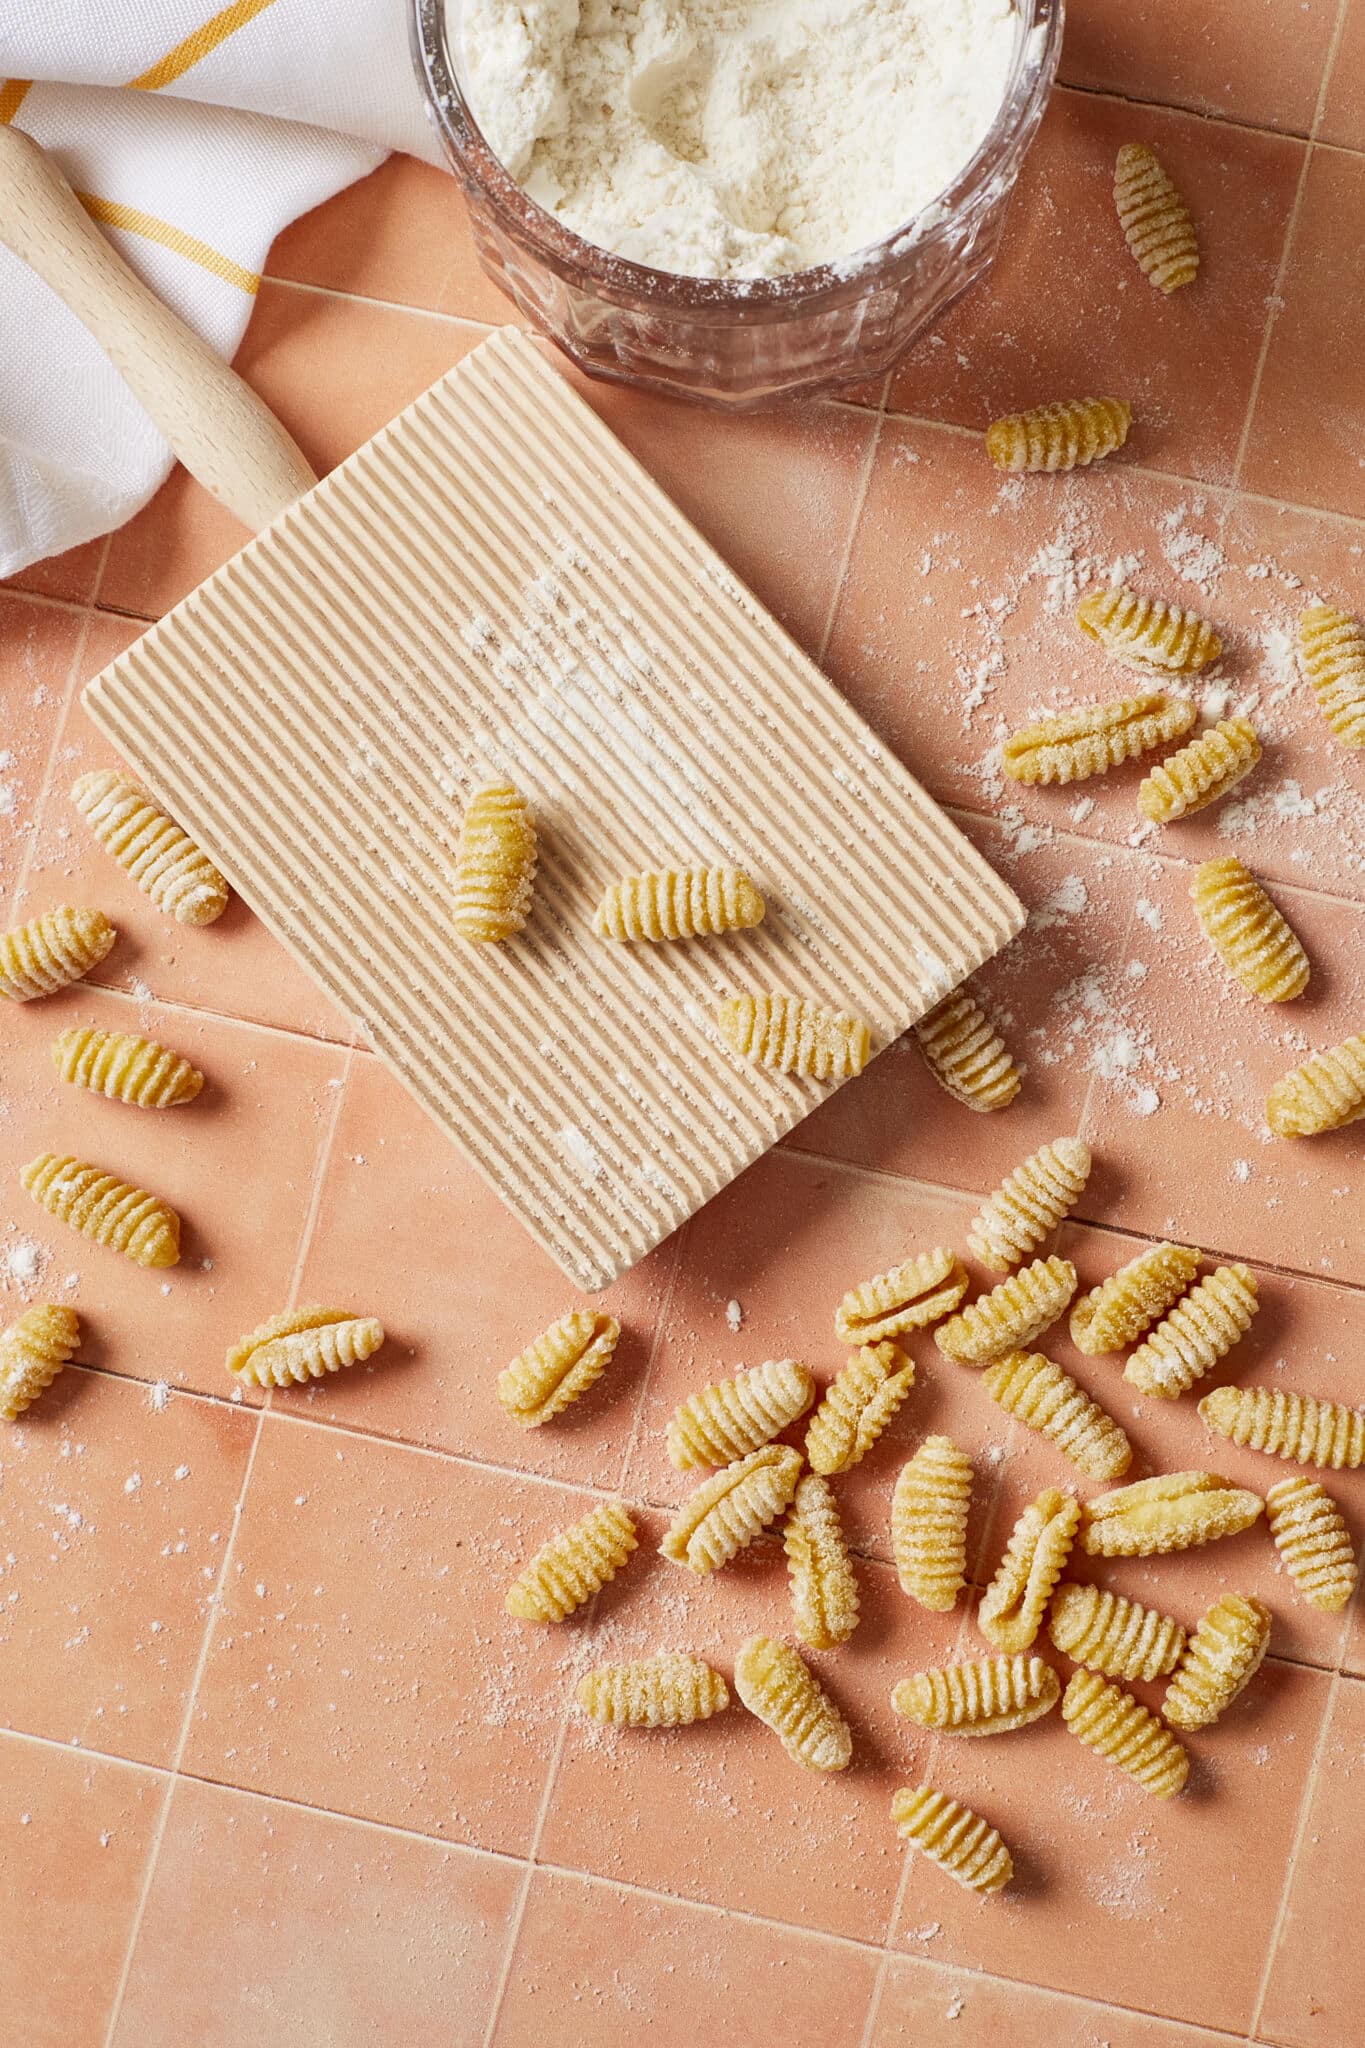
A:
[
  {"xmin": 76, "ymin": 193, "xmax": 261, "ymax": 294},
  {"xmin": 0, "ymin": 79, "xmax": 33, "ymax": 124},
  {"xmin": 129, "ymin": 0, "xmax": 282, "ymax": 91}
]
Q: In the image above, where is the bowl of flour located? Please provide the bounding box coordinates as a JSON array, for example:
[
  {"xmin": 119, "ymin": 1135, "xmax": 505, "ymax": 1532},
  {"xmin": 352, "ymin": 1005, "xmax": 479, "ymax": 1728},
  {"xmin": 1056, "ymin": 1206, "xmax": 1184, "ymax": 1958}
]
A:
[{"xmin": 412, "ymin": 0, "xmax": 1062, "ymax": 403}]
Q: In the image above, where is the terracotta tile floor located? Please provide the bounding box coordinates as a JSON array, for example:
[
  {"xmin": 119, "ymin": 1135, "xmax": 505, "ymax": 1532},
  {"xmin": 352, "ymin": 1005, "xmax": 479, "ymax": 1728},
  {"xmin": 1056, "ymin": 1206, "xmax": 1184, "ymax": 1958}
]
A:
[{"xmin": 4, "ymin": 8, "xmax": 1365, "ymax": 2041}]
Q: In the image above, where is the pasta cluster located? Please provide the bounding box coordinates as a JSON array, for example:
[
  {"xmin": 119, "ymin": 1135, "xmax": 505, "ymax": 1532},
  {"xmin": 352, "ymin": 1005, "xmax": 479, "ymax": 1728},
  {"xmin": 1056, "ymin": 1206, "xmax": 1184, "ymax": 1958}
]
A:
[
  {"xmin": 935, "ymin": 1255, "xmax": 1078, "ymax": 1365},
  {"xmin": 592, "ymin": 866, "xmax": 764, "ymax": 942},
  {"xmin": 452, "ymin": 780, "xmax": 538, "ymax": 943},
  {"xmin": 1077, "ymin": 586, "xmax": 1222, "ymax": 675},
  {"xmin": 51, "ymin": 1026, "xmax": 204, "ymax": 1108},
  {"xmin": 1123, "ymin": 1263, "xmax": 1259, "ymax": 1399},
  {"xmin": 981, "ymin": 1350, "xmax": 1132, "ymax": 1480},
  {"xmin": 0, "ymin": 905, "xmax": 116, "ymax": 1002},
  {"xmin": 966, "ymin": 1137, "xmax": 1091, "ymax": 1272},
  {"xmin": 1002, "ymin": 692, "xmax": 1195, "ymax": 786},
  {"xmin": 716, "ymin": 993, "xmax": 870, "ymax": 1080},
  {"xmin": 912, "ymin": 990, "xmax": 1021, "ymax": 1111},
  {"xmin": 1190, "ymin": 857, "xmax": 1309, "ymax": 1002},
  {"xmin": 0, "ymin": 1305, "xmax": 81, "ymax": 1422},
  {"xmin": 666, "ymin": 1357, "xmax": 814, "ymax": 1469},
  {"xmin": 833, "ymin": 1246, "xmax": 967, "ymax": 1345},
  {"xmin": 892, "ymin": 1435, "xmax": 972, "ymax": 1612},
  {"xmin": 21, "ymin": 1151, "xmax": 181, "ymax": 1269},
  {"xmin": 986, "ymin": 398, "xmax": 1131, "ymax": 473},
  {"xmin": 72, "ymin": 769, "xmax": 229, "ymax": 925},
  {"xmin": 1138, "ymin": 715, "xmax": 1261, "ymax": 821}
]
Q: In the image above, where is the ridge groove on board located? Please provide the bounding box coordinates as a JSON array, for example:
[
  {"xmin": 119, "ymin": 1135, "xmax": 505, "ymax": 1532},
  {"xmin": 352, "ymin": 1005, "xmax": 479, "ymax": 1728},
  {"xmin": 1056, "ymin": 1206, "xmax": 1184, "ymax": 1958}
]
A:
[{"xmin": 84, "ymin": 327, "xmax": 1024, "ymax": 1290}]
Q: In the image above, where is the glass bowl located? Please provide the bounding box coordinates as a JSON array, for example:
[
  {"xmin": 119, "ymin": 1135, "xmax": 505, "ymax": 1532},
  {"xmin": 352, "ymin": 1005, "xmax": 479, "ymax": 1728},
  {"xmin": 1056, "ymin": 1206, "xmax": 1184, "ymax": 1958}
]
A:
[{"xmin": 411, "ymin": 0, "xmax": 1063, "ymax": 409}]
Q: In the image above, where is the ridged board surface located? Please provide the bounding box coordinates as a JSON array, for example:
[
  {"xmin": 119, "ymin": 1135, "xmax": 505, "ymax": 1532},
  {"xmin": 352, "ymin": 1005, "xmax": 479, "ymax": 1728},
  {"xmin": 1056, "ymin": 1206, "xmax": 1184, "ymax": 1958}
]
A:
[{"xmin": 83, "ymin": 329, "xmax": 1024, "ymax": 1290}]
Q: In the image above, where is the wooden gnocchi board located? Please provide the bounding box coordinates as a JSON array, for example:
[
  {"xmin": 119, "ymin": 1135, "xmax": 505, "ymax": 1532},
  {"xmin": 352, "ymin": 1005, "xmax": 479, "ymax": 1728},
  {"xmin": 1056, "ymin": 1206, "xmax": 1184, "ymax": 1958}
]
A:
[{"xmin": 83, "ymin": 328, "xmax": 1024, "ymax": 1292}]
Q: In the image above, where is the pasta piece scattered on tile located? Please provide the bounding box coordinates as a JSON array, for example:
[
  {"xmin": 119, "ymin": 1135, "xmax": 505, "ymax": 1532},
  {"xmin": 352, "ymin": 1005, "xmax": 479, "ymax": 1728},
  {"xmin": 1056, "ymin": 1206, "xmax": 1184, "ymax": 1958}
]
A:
[
  {"xmin": 1138, "ymin": 715, "xmax": 1261, "ymax": 821},
  {"xmin": 1114, "ymin": 142, "xmax": 1199, "ymax": 292},
  {"xmin": 834, "ymin": 1246, "xmax": 968, "ymax": 1344},
  {"xmin": 1298, "ymin": 603, "xmax": 1365, "ymax": 748},
  {"xmin": 784, "ymin": 1472, "xmax": 860, "ymax": 1649},
  {"xmin": 1123, "ymin": 1263, "xmax": 1259, "ymax": 1400},
  {"xmin": 21, "ymin": 1151, "xmax": 180, "ymax": 1268},
  {"xmin": 1077, "ymin": 586, "xmax": 1222, "ymax": 676},
  {"xmin": 497, "ymin": 1309, "xmax": 621, "ymax": 1428},
  {"xmin": 1047, "ymin": 1582, "xmax": 1187, "ymax": 1682},
  {"xmin": 1002, "ymin": 692, "xmax": 1195, "ymax": 785},
  {"xmin": 935, "ymin": 1256, "xmax": 1078, "ymax": 1365},
  {"xmin": 72, "ymin": 770, "xmax": 229, "ymax": 925},
  {"xmin": 981, "ymin": 1350, "xmax": 1132, "ymax": 1480},
  {"xmin": 733, "ymin": 1634, "xmax": 851, "ymax": 1773},
  {"xmin": 1164, "ymin": 1592, "xmax": 1271, "ymax": 1731},
  {"xmin": 1061, "ymin": 1670, "xmax": 1188, "ymax": 1799},
  {"xmin": 804, "ymin": 1341, "xmax": 916, "ymax": 1473},
  {"xmin": 228, "ymin": 1307, "xmax": 385, "ymax": 1388},
  {"xmin": 666, "ymin": 1356, "xmax": 814, "ymax": 1469},
  {"xmin": 452, "ymin": 780, "xmax": 537, "ymax": 942},
  {"xmin": 660, "ymin": 1444, "xmax": 803, "ymax": 1574},
  {"xmin": 912, "ymin": 990, "xmax": 1021, "ymax": 1111},
  {"xmin": 0, "ymin": 1305, "xmax": 81, "ymax": 1422},
  {"xmin": 51, "ymin": 1026, "xmax": 204, "ymax": 1107},
  {"xmin": 892, "ymin": 1654, "xmax": 1059, "ymax": 1736},
  {"xmin": 716, "ymin": 992, "xmax": 870, "ymax": 1079},
  {"xmin": 1190, "ymin": 857, "xmax": 1309, "ymax": 1002},
  {"xmin": 506, "ymin": 1501, "xmax": 638, "ymax": 1622},
  {"xmin": 1199, "ymin": 1385, "xmax": 1365, "ymax": 1470},
  {"xmin": 1265, "ymin": 1477, "xmax": 1357, "ymax": 1613},
  {"xmin": 592, "ymin": 866, "xmax": 764, "ymax": 941},
  {"xmin": 1266, "ymin": 1035, "xmax": 1365, "ymax": 1137},
  {"xmin": 891, "ymin": 1784, "xmax": 1013, "ymax": 1894},
  {"xmin": 985, "ymin": 397, "xmax": 1130, "ymax": 473},
  {"xmin": 892, "ymin": 1435, "xmax": 972, "ymax": 1612},
  {"xmin": 1070, "ymin": 1241, "xmax": 1199, "ymax": 1355},
  {"xmin": 1081, "ymin": 1471, "xmax": 1263, "ymax": 1556},
  {"xmin": 0, "ymin": 905, "xmax": 116, "ymax": 1002},
  {"xmin": 965, "ymin": 1137, "xmax": 1091, "ymax": 1272},
  {"xmin": 576, "ymin": 1653, "xmax": 729, "ymax": 1726},
  {"xmin": 978, "ymin": 1488, "xmax": 1080, "ymax": 1653}
]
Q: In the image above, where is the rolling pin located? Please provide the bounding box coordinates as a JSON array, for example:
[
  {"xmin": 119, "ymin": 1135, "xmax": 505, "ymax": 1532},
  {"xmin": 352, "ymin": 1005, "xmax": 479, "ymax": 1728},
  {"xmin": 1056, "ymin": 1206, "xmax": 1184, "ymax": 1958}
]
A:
[{"xmin": 0, "ymin": 123, "xmax": 318, "ymax": 532}]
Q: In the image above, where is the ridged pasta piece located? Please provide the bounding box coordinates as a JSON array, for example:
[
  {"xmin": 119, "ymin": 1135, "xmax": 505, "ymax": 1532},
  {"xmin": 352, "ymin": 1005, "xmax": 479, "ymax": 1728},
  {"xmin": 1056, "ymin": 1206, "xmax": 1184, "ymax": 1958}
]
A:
[
  {"xmin": 1265, "ymin": 1477, "xmax": 1357, "ymax": 1613},
  {"xmin": 1070, "ymin": 1242, "xmax": 1200, "ymax": 1355},
  {"xmin": 1138, "ymin": 716, "xmax": 1261, "ymax": 822},
  {"xmin": 227, "ymin": 1307, "xmax": 386, "ymax": 1388},
  {"xmin": 1164, "ymin": 1592, "xmax": 1271, "ymax": 1730},
  {"xmin": 1061, "ymin": 1670, "xmax": 1189, "ymax": 1798},
  {"xmin": 985, "ymin": 397, "xmax": 1131, "ymax": 473},
  {"xmin": 660, "ymin": 1444, "xmax": 803, "ymax": 1574},
  {"xmin": 892, "ymin": 1436, "xmax": 972, "ymax": 1612},
  {"xmin": 804, "ymin": 1342, "xmax": 916, "ymax": 1474},
  {"xmin": 981, "ymin": 1352, "xmax": 1132, "ymax": 1481},
  {"xmin": 21, "ymin": 1151, "xmax": 180, "ymax": 1269},
  {"xmin": 51, "ymin": 1026, "xmax": 204, "ymax": 1108},
  {"xmin": 1081, "ymin": 1471, "xmax": 1263, "ymax": 1556},
  {"xmin": 891, "ymin": 1785, "xmax": 1013, "ymax": 1894},
  {"xmin": 966, "ymin": 1138, "xmax": 1091, "ymax": 1272},
  {"xmin": 1266, "ymin": 1035, "xmax": 1365, "ymax": 1138},
  {"xmin": 935, "ymin": 1256, "xmax": 1078, "ymax": 1366},
  {"xmin": 716, "ymin": 993, "xmax": 870, "ymax": 1080},
  {"xmin": 912, "ymin": 990, "xmax": 1021, "ymax": 1112},
  {"xmin": 576, "ymin": 1653, "xmax": 730, "ymax": 1726},
  {"xmin": 1123, "ymin": 1263, "xmax": 1259, "ymax": 1401},
  {"xmin": 666, "ymin": 1357, "xmax": 814, "ymax": 1469},
  {"xmin": 1002, "ymin": 692, "xmax": 1196, "ymax": 785},
  {"xmin": 892, "ymin": 1654, "xmax": 1060, "ymax": 1736},
  {"xmin": 497, "ymin": 1310, "xmax": 621, "ymax": 1428},
  {"xmin": 1047, "ymin": 1582, "xmax": 1187, "ymax": 1682},
  {"xmin": 1298, "ymin": 604, "xmax": 1365, "ymax": 748},
  {"xmin": 1199, "ymin": 1384, "xmax": 1365, "ymax": 1470},
  {"xmin": 592, "ymin": 867, "xmax": 764, "ymax": 942},
  {"xmin": 71, "ymin": 770, "xmax": 228, "ymax": 925},
  {"xmin": 1190, "ymin": 858, "xmax": 1309, "ymax": 1002},
  {"xmin": 834, "ymin": 1246, "xmax": 967, "ymax": 1345},
  {"xmin": 1077, "ymin": 587, "xmax": 1222, "ymax": 676},
  {"xmin": 0, "ymin": 1305, "xmax": 81, "ymax": 1422},
  {"xmin": 978, "ymin": 1489, "xmax": 1081, "ymax": 1653},
  {"xmin": 452, "ymin": 780, "xmax": 537, "ymax": 942},
  {"xmin": 0, "ymin": 905, "xmax": 116, "ymax": 1002},
  {"xmin": 733, "ymin": 1635, "xmax": 852, "ymax": 1772},
  {"xmin": 1114, "ymin": 142, "xmax": 1199, "ymax": 293},
  {"xmin": 505, "ymin": 1500, "xmax": 638, "ymax": 1621},
  {"xmin": 784, "ymin": 1472, "xmax": 860, "ymax": 1649}
]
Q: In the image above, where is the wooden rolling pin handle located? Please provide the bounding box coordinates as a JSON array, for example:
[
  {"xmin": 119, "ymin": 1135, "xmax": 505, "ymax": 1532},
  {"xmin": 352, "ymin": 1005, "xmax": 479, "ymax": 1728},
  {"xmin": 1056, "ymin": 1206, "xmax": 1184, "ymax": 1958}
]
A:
[{"xmin": 0, "ymin": 124, "xmax": 318, "ymax": 532}]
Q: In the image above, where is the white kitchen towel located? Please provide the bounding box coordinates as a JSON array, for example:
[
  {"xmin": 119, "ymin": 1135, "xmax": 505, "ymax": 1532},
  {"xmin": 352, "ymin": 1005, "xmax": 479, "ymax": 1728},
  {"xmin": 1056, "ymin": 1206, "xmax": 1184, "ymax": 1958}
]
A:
[{"xmin": 0, "ymin": 1, "xmax": 444, "ymax": 580}]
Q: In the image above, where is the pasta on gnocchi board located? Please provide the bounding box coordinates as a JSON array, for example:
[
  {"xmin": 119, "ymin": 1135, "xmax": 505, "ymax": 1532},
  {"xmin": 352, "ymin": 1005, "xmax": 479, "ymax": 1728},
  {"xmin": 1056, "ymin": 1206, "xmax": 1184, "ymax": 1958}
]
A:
[{"xmin": 82, "ymin": 328, "xmax": 1023, "ymax": 1290}]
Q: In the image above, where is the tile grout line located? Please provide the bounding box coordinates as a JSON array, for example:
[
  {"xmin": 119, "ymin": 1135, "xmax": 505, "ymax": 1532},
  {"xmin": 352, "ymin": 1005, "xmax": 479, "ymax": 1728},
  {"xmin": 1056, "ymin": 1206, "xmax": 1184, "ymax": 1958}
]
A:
[
  {"xmin": 98, "ymin": 1043, "xmax": 356, "ymax": 2048},
  {"xmin": 1228, "ymin": 0, "xmax": 1350, "ymax": 495},
  {"xmin": 816, "ymin": 370, "xmax": 892, "ymax": 671},
  {"xmin": 1246, "ymin": 1665, "xmax": 1341, "ymax": 2042}
]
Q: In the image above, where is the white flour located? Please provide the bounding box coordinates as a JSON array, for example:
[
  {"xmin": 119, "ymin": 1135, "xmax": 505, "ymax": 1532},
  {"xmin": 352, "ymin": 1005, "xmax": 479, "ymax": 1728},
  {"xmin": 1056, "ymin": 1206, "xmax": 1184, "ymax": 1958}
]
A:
[{"xmin": 461, "ymin": 0, "xmax": 1018, "ymax": 277}]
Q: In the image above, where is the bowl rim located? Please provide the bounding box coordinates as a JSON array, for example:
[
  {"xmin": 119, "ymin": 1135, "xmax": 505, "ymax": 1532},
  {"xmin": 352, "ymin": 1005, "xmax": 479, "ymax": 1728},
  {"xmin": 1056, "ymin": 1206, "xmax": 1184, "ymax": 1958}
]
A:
[{"xmin": 411, "ymin": 0, "xmax": 1065, "ymax": 311}]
